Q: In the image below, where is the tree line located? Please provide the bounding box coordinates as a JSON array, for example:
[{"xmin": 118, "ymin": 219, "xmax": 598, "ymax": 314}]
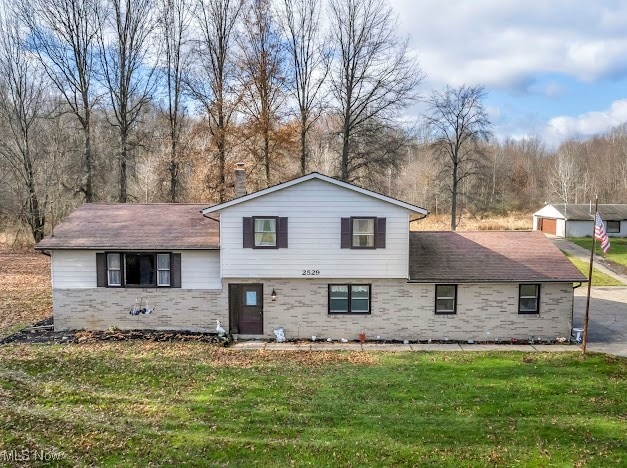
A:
[{"xmin": 0, "ymin": 0, "xmax": 625, "ymax": 243}]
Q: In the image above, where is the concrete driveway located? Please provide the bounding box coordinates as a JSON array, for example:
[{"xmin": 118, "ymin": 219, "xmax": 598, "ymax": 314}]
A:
[{"xmin": 573, "ymin": 287, "xmax": 627, "ymax": 357}]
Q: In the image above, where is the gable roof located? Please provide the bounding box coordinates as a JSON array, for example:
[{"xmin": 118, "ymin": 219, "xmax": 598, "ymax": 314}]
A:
[
  {"xmin": 36, "ymin": 204, "xmax": 219, "ymax": 250},
  {"xmin": 535, "ymin": 204, "xmax": 627, "ymax": 221},
  {"xmin": 201, "ymin": 172, "xmax": 429, "ymax": 214},
  {"xmin": 409, "ymin": 230, "xmax": 586, "ymax": 283}
]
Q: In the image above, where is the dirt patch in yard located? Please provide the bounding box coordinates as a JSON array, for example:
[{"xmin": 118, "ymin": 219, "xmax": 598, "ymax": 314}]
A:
[{"xmin": 0, "ymin": 246, "xmax": 51, "ymax": 337}]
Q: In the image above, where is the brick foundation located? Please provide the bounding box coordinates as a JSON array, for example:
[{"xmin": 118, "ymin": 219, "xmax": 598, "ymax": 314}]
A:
[{"xmin": 53, "ymin": 279, "xmax": 573, "ymax": 340}]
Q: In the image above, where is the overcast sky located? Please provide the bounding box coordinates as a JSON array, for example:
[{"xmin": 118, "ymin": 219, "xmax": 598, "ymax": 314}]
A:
[{"xmin": 389, "ymin": 0, "xmax": 627, "ymax": 146}]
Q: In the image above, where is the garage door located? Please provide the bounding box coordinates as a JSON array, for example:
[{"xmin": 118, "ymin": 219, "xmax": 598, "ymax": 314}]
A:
[{"xmin": 540, "ymin": 218, "xmax": 556, "ymax": 235}]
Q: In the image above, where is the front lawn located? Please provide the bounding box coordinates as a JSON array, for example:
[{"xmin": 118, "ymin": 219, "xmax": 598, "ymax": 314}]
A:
[
  {"xmin": 562, "ymin": 251, "xmax": 624, "ymax": 286},
  {"xmin": 0, "ymin": 344, "xmax": 625, "ymax": 466},
  {"xmin": 569, "ymin": 237, "xmax": 627, "ymax": 271}
]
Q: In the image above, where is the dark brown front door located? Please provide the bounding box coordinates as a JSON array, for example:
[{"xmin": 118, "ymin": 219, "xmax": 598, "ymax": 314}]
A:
[
  {"xmin": 229, "ymin": 284, "xmax": 263, "ymax": 334},
  {"xmin": 540, "ymin": 218, "xmax": 556, "ymax": 235}
]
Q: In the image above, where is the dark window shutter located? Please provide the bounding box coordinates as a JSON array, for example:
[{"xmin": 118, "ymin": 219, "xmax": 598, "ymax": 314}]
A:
[
  {"xmin": 278, "ymin": 217, "xmax": 288, "ymax": 248},
  {"xmin": 243, "ymin": 217, "xmax": 253, "ymax": 248},
  {"xmin": 341, "ymin": 218, "xmax": 351, "ymax": 248},
  {"xmin": 171, "ymin": 253, "xmax": 182, "ymax": 288},
  {"xmin": 375, "ymin": 217, "xmax": 386, "ymax": 248},
  {"xmin": 96, "ymin": 253, "xmax": 107, "ymax": 287}
]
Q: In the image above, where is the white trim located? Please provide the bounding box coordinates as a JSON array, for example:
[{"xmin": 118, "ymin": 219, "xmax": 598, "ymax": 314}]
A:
[{"xmin": 201, "ymin": 173, "xmax": 429, "ymax": 214}]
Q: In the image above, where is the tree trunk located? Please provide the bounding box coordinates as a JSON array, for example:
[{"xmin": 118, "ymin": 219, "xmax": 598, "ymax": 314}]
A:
[
  {"xmin": 263, "ymin": 124, "xmax": 270, "ymax": 185},
  {"xmin": 118, "ymin": 129, "xmax": 128, "ymax": 203},
  {"xmin": 169, "ymin": 137, "xmax": 178, "ymax": 202},
  {"xmin": 217, "ymin": 98, "xmax": 226, "ymax": 202},
  {"xmin": 341, "ymin": 118, "xmax": 350, "ymax": 181},
  {"xmin": 451, "ymin": 161, "xmax": 458, "ymax": 231},
  {"xmin": 83, "ymin": 106, "xmax": 94, "ymax": 202},
  {"xmin": 300, "ymin": 111, "xmax": 307, "ymax": 175}
]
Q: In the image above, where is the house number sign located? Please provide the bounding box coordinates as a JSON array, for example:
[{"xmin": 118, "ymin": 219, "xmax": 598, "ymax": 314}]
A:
[{"xmin": 301, "ymin": 269, "xmax": 320, "ymax": 276}]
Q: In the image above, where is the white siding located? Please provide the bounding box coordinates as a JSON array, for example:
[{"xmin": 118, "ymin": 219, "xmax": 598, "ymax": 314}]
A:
[
  {"xmin": 51, "ymin": 250, "xmax": 97, "ymax": 288},
  {"xmin": 566, "ymin": 220, "xmax": 627, "ymax": 238},
  {"xmin": 532, "ymin": 205, "xmax": 565, "ymax": 220},
  {"xmin": 52, "ymin": 249, "xmax": 221, "ymax": 290},
  {"xmin": 219, "ymin": 178, "xmax": 411, "ymax": 278},
  {"xmin": 177, "ymin": 250, "xmax": 222, "ymax": 289},
  {"xmin": 557, "ymin": 219, "xmax": 566, "ymax": 238}
]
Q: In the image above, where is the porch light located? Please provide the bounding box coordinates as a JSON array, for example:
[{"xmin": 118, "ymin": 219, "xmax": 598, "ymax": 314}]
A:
[{"xmin": 271, "ymin": 289, "xmax": 277, "ymax": 301}]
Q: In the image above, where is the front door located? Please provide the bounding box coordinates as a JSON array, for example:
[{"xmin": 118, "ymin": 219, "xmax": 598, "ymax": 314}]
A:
[{"xmin": 229, "ymin": 284, "xmax": 263, "ymax": 334}]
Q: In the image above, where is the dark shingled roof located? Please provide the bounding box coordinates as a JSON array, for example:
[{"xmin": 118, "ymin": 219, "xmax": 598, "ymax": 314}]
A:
[
  {"xmin": 409, "ymin": 231, "xmax": 586, "ymax": 283},
  {"xmin": 36, "ymin": 204, "xmax": 219, "ymax": 250},
  {"xmin": 550, "ymin": 204, "xmax": 627, "ymax": 221}
]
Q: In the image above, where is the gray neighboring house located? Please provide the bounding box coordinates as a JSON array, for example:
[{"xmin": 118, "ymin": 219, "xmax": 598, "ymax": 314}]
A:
[
  {"xmin": 533, "ymin": 203, "xmax": 627, "ymax": 238},
  {"xmin": 36, "ymin": 171, "xmax": 587, "ymax": 341}
]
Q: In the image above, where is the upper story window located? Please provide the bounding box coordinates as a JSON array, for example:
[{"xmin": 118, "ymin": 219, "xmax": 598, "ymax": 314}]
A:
[
  {"xmin": 243, "ymin": 217, "xmax": 288, "ymax": 249},
  {"xmin": 341, "ymin": 217, "xmax": 386, "ymax": 249},
  {"xmin": 352, "ymin": 218, "xmax": 375, "ymax": 248},
  {"xmin": 606, "ymin": 221, "xmax": 620, "ymax": 233},
  {"xmin": 97, "ymin": 252, "xmax": 180, "ymax": 288},
  {"xmin": 254, "ymin": 217, "xmax": 277, "ymax": 247},
  {"xmin": 519, "ymin": 284, "xmax": 540, "ymax": 314}
]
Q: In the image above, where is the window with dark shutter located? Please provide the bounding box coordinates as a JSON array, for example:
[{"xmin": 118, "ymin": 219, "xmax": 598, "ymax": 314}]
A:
[
  {"xmin": 98, "ymin": 252, "xmax": 179, "ymax": 288},
  {"xmin": 243, "ymin": 216, "xmax": 288, "ymax": 249},
  {"xmin": 344, "ymin": 217, "xmax": 386, "ymax": 249}
]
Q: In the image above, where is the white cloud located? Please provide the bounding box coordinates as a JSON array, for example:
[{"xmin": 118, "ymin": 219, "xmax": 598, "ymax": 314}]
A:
[
  {"xmin": 544, "ymin": 99, "xmax": 627, "ymax": 144},
  {"xmin": 390, "ymin": 0, "xmax": 627, "ymax": 89}
]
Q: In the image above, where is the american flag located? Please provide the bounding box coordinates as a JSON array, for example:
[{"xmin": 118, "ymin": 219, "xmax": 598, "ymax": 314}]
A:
[{"xmin": 595, "ymin": 212, "xmax": 611, "ymax": 253}]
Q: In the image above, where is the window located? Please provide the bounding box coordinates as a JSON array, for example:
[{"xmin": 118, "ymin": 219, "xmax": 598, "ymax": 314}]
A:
[
  {"xmin": 107, "ymin": 253, "xmax": 121, "ymax": 286},
  {"xmin": 104, "ymin": 252, "xmax": 172, "ymax": 288},
  {"xmin": 252, "ymin": 217, "xmax": 278, "ymax": 249},
  {"xmin": 519, "ymin": 284, "xmax": 540, "ymax": 314},
  {"xmin": 352, "ymin": 218, "xmax": 375, "ymax": 248},
  {"xmin": 606, "ymin": 221, "xmax": 620, "ymax": 233},
  {"xmin": 435, "ymin": 284, "xmax": 456, "ymax": 314},
  {"xmin": 157, "ymin": 254, "xmax": 171, "ymax": 286},
  {"xmin": 328, "ymin": 284, "xmax": 371, "ymax": 314},
  {"xmin": 341, "ymin": 217, "xmax": 385, "ymax": 249}
]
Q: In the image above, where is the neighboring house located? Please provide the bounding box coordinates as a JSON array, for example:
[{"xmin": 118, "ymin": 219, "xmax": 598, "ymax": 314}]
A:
[
  {"xmin": 533, "ymin": 203, "xmax": 627, "ymax": 238},
  {"xmin": 36, "ymin": 171, "xmax": 586, "ymax": 341}
]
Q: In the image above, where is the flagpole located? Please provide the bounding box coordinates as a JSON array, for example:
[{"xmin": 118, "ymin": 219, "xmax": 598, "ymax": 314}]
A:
[{"xmin": 582, "ymin": 197, "xmax": 598, "ymax": 354}]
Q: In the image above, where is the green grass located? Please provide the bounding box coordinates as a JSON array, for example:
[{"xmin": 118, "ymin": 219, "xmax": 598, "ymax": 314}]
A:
[
  {"xmin": 0, "ymin": 344, "xmax": 626, "ymax": 467},
  {"xmin": 569, "ymin": 237, "xmax": 627, "ymax": 268},
  {"xmin": 562, "ymin": 251, "xmax": 624, "ymax": 286}
]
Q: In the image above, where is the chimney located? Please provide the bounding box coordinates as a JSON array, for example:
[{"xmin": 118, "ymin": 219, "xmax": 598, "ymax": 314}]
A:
[{"xmin": 234, "ymin": 162, "xmax": 246, "ymax": 198}]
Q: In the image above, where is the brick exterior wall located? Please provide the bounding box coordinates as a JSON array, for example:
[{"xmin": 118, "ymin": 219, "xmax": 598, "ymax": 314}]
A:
[
  {"xmin": 53, "ymin": 280, "xmax": 573, "ymax": 341},
  {"xmin": 53, "ymin": 289, "xmax": 227, "ymax": 332}
]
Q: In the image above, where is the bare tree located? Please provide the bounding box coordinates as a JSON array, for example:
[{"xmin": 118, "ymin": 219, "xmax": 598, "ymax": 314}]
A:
[
  {"xmin": 328, "ymin": 0, "xmax": 422, "ymax": 183},
  {"xmin": 157, "ymin": 0, "xmax": 191, "ymax": 202},
  {"xmin": 188, "ymin": 0, "xmax": 243, "ymax": 202},
  {"xmin": 20, "ymin": 0, "xmax": 101, "ymax": 202},
  {"xmin": 99, "ymin": 0, "xmax": 157, "ymax": 202},
  {"xmin": 550, "ymin": 143, "xmax": 580, "ymax": 205},
  {"xmin": 0, "ymin": 16, "xmax": 49, "ymax": 241},
  {"xmin": 426, "ymin": 85, "xmax": 491, "ymax": 231},
  {"xmin": 280, "ymin": 0, "xmax": 329, "ymax": 175},
  {"xmin": 238, "ymin": 0, "xmax": 286, "ymax": 186}
]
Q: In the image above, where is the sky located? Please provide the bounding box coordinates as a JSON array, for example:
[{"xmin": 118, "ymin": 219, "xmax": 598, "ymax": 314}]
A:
[{"xmin": 390, "ymin": 0, "xmax": 627, "ymax": 147}]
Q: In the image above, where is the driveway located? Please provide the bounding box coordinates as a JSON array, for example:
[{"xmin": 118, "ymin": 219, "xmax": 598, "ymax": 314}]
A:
[{"xmin": 573, "ymin": 286, "xmax": 627, "ymax": 357}]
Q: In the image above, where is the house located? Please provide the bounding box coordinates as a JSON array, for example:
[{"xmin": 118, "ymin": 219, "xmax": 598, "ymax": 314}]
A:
[
  {"xmin": 36, "ymin": 170, "xmax": 586, "ymax": 341},
  {"xmin": 533, "ymin": 203, "xmax": 627, "ymax": 238}
]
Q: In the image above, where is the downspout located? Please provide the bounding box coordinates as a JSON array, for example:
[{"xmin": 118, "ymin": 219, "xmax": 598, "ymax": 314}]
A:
[{"xmin": 570, "ymin": 282, "xmax": 583, "ymax": 341}]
